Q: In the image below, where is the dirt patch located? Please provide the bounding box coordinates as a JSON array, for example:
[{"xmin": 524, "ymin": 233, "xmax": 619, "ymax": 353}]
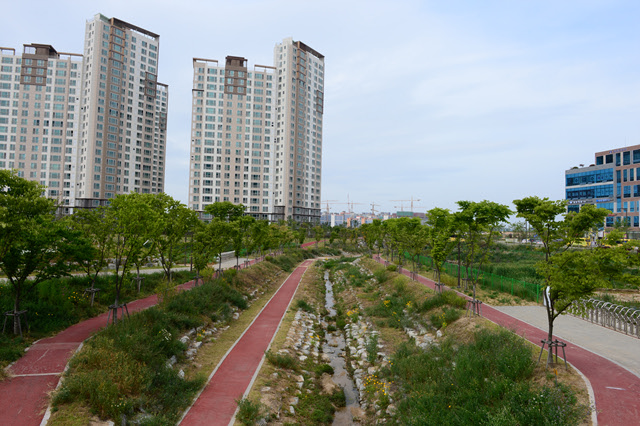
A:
[
  {"xmin": 442, "ymin": 315, "xmax": 493, "ymax": 344},
  {"xmin": 595, "ymin": 289, "xmax": 640, "ymax": 304},
  {"xmin": 529, "ymin": 362, "xmax": 593, "ymax": 425},
  {"xmin": 321, "ymin": 373, "xmax": 338, "ymax": 393}
]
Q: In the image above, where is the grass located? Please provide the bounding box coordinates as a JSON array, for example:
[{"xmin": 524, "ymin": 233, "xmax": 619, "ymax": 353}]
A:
[
  {"xmin": 51, "ymin": 306, "xmax": 207, "ymax": 423},
  {"xmin": 429, "ymin": 307, "xmax": 462, "ymax": 330},
  {"xmin": 366, "ymin": 332, "xmax": 379, "ymax": 363},
  {"xmin": 386, "ymin": 327, "xmax": 590, "ymax": 425},
  {"xmin": 265, "ymin": 350, "xmax": 299, "ymax": 371},
  {"xmin": 296, "ymin": 298, "xmax": 314, "ymax": 313},
  {"xmin": 236, "ymin": 398, "xmax": 267, "ymax": 425},
  {"xmin": 243, "ymin": 261, "xmax": 351, "ymax": 425},
  {"xmin": 0, "ymin": 270, "xmax": 196, "ymax": 369},
  {"xmin": 349, "ymin": 257, "xmax": 590, "ymax": 424},
  {"xmin": 48, "ymin": 256, "xmax": 295, "ymax": 424},
  {"xmin": 418, "ymin": 290, "xmax": 467, "ymax": 312}
]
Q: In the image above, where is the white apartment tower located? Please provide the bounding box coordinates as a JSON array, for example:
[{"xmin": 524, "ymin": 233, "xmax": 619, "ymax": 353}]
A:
[
  {"xmin": 189, "ymin": 56, "xmax": 276, "ymax": 220},
  {"xmin": 273, "ymin": 38, "xmax": 324, "ymax": 223},
  {"xmin": 75, "ymin": 14, "xmax": 168, "ymax": 208},
  {"xmin": 0, "ymin": 44, "xmax": 82, "ymax": 213},
  {"xmin": 188, "ymin": 37, "xmax": 324, "ymax": 223}
]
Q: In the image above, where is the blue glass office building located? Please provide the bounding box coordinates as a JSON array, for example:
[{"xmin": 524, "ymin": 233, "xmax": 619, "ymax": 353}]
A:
[{"xmin": 566, "ymin": 144, "xmax": 640, "ymax": 230}]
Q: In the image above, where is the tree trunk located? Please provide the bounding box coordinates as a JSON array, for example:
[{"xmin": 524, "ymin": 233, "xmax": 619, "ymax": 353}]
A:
[
  {"xmin": 13, "ymin": 290, "xmax": 21, "ymax": 335},
  {"xmin": 457, "ymin": 242, "xmax": 461, "ymax": 288},
  {"xmin": 545, "ymin": 289, "xmax": 555, "ymax": 364}
]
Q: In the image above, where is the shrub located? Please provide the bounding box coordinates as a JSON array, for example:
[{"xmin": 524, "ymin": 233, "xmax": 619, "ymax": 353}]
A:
[
  {"xmin": 373, "ymin": 269, "xmax": 390, "ymax": 284},
  {"xmin": 386, "ymin": 328, "xmax": 588, "ymax": 425},
  {"xmin": 296, "ymin": 299, "xmax": 314, "ymax": 313},
  {"xmin": 392, "ymin": 275, "xmax": 409, "ymax": 294},
  {"xmin": 51, "ymin": 275, "xmax": 254, "ymax": 424},
  {"xmin": 366, "ymin": 333, "xmax": 379, "ymax": 363},
  {"xmin": 315, "ymin": 363, "xmax": 334, "ymax": 376},
  {"xmin": 236, "ymin": 398, "xmax": 266, "ymax": 425},
  {"xmin": 329, "ymin": 388, "xmax": 346, "ymax": 407},
  {"xmin": 386, "ymin": 264, "xmax": 397, "ymax": 272},
  {"xmin": 265, "ymin": 350, "xmax": 299, "ymax": 370},
  {"xmin": 419, "ymin": 290, "xmax": 466, "ymax": 312}
]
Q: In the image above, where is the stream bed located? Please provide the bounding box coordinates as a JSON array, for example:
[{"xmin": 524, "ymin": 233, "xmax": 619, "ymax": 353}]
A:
[{"xmin": 322, "ymin": 271, "xmax": 361, "ymax": 425}]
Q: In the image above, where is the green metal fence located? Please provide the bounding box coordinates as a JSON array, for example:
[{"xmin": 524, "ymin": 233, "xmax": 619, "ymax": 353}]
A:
[{"xmin": 405, "ymin": 253, "xmax": 541, "ymax": 303}]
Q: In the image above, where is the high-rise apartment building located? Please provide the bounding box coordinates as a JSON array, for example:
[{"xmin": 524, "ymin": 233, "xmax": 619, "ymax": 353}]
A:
[
  {"xmin": 1, "ymin": 14, "xmax": 168, "ymax": 212},
  {"xmin": 0, "ymin": 44, "xmax": 82, "ymax": 212},
  {"xmin": 189, "ymin": 56, "xmax": 276, "ymax": 220},
  {"xmin": 188, "ymin": 37, "xmax": 324, "ymax": 223},
  {"xmin": 272, "ymin": 37, "xmax": 324, "ymax": 223},
  {"xmin": 76, "ymin": 14, "xmax": 168, "ymax": 208}
]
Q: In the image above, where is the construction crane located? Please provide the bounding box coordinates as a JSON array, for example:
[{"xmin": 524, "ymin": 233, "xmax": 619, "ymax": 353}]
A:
[
  {"xmin": 348, "ymin": 202, "xmax": 364, "ymax": 214},
  {"xmin": 391, "ymin": 197, "xmax": 421, "ymax": 212},
  {"xmin": 370, "ymin": 202, "xmax": 380, "ymax": 216},
  {"xmin": 345, "ymin": 194, "xmax": 364, "ymax": 214},
  {"xmin": 321, "ymin": 200, "xmax": 340, "ymax": 214}
]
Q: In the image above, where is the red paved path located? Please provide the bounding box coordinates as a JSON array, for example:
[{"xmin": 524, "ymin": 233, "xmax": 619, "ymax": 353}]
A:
[
  {"xmin": 180, "ymin": 260, "xmax": 313, "ymax": 426},
  {"xmin": 374, "ymin": 255, "xmax": 640, "ymax": 425},
  {"xmin": 0, "ymin": 258, "xmax": 268, "ymax": 426}
]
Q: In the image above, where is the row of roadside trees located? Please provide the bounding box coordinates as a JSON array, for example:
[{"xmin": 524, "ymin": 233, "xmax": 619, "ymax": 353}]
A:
[
  {"xmin": 0, "ymin": 170, "xmax": 306, "ymax": 334},
  {"xmin": 4, "ymin": 166, "xmax": 638, "ymax": 363},
  {"xmin": 360, "ymin": 197, "xmax": 640, "ymax": 363}
]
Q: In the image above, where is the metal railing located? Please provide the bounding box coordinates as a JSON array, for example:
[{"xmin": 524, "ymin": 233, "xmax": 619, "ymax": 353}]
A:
[{"xmin": 569, "ymin": 298, "xmax": 640, "ymax": 339}]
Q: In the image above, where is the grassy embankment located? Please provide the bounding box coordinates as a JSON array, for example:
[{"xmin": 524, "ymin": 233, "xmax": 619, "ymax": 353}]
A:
[
  {"xmin": 46, "ymin": 248, "xmax": 339, "ymax": 425},
  {"xmin": 0, "ymin": 269, "xmax": 195, "ymax": 378},
  {"xmin": 241, "ymin": 255, "xmax": 591, "ymax": 425}
]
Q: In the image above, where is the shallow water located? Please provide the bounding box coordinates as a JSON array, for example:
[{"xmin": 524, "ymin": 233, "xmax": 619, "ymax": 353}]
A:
[{"xmin": 323, "ymin": 271, "xmax": 360, "ymax": 425}]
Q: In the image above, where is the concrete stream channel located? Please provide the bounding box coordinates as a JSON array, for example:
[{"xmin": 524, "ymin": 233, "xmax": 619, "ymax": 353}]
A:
[{"xmin": 322, "ymin": 270, "xmax": 361, "ymax": 424}]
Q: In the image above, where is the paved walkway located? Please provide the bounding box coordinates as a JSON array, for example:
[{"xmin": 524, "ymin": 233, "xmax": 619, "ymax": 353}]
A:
[
  {"xmin": 179, "ymin": 260, "xmax": 313, "ymax": 426},
  {"xmin": 0, "ymin": 256, "xmax": 254, "ymax": 426},
  {"xmin": 494, "ymin": 305, "xmax": 640, "ymax": 378},
  {"xmin": 373, "ymin": 256, "xmax": 640, "ymax": 426}
]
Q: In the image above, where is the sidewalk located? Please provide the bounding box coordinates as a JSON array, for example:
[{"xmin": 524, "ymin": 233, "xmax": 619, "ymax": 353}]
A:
[
  {"xmin": 373, "ymin": 256, "xmax": 640, "ymax": 425},
  {"xmin": 179, "ymin": 260, "xmax": 313, "ymax": 426},
  {"xmin": 494, "ymin": 305, "xmax": 640, "ymax": 378},
  {"xmin": 0, "ymin": 256, "xmax": 254, "ymax": 426}
]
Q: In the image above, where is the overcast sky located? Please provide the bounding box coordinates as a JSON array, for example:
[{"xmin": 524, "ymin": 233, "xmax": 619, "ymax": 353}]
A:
[{"xmin": 3, "ymin": 1, "xmax": 638, "ymax": 215}]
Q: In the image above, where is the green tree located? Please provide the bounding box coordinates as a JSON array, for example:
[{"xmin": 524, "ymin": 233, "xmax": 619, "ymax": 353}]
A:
[
  {"xmin": 313, "ymin": 225, "xmax": 323, "ymax": 248},
  {"xmin": 251, "ymin": 220, "xmax": 270, "ymax": 257},
  {"xmin": 297, "ymin": 228, "xmax": 306, "ymax": 246},
  {"xmin": 510, "ymin": 220, "xmax": 529, "ymax": 242},
  {"xmin": 329, "ymin": 227, "xmax": 338, "ymax": 246},
  {"xmin": 148, "ymin": 193, "xmax": 199, "ymax": 282},
  {"xmin": 210, "ymin": 218, "xmax": 233, "ymax": 272},
  {"xmin": 106, "ymin": 193, "xmax": 159, "ymax": 316},
  {"xmin": 229, "ymin": 216, "xmax": 255, "ymax": 267},
  {"xmin": 424, "ymin": 207, "xmax": 456, "ymax": 284},
  {"xmin": 381, "ymin": 220, "xmax": 399, "ymax": 262},
  {"xmin": 204, "ymin": 201, "xmax": 245, "ymax": 222},
  {"xmin": 338, "ymin": 226, "xmax": 349, "ymax": 249},
  {"xmin": 0, "ymin": 170, "xmax": 78, "ymax": 334},
  {"xmin": 361, "ymin": 219, "xmax": 384, "ymax": 255},
  {"xmin": 69, "ymin": 206, "xmax": 113, "ymax": 305},
  {"xmin": 514, "ymin": 197, "xmax": 609, "ymax": 362},
  {"xmin": 192, "ymin": 217, "xmax": 232, "ymax": 279},
  {"xmin": 191, "ymin": 221, "xmax": 211, "ymax": 281},
  {"xmin": 360, "ymin": 223, "xmax": 374, "ymax": 254},
  {"xmin": 456, "ymin": 200, "xmax": 512, "ymax": 301},
  {"xmin": 396, "ymin": 217, "xmax": 426, "ymax": 272}
]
